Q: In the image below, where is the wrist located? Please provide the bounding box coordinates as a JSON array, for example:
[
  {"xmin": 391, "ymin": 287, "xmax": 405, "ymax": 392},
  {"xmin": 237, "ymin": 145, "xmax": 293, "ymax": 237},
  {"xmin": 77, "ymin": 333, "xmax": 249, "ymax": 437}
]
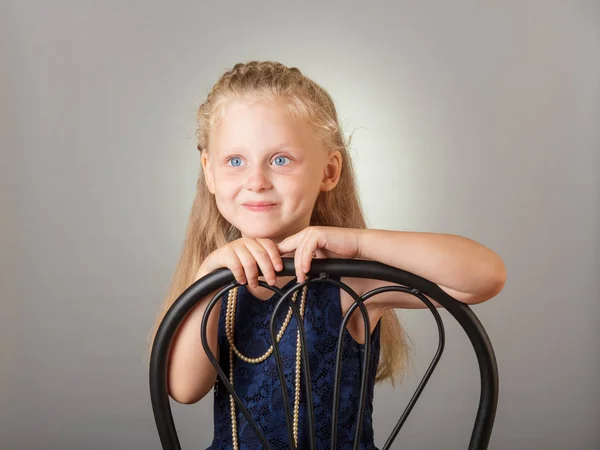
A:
[{"xmin": 356, "ymin": 228, "xmax": 368, "ymax": 259}]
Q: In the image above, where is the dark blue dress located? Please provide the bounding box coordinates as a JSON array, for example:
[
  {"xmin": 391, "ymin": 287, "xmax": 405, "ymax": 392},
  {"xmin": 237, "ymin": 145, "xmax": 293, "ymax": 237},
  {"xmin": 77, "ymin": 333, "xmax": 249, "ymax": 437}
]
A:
[{"xmin": 207, "ymin": 275, "xmax": 381, "ymax": 450}]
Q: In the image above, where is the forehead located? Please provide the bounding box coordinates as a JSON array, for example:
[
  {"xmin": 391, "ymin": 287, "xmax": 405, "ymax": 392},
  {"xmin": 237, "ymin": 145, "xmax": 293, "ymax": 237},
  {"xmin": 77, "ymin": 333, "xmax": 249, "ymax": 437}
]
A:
[{"xmin": 210, "ymin": 98, "xmax": 316, "ymax": 152}]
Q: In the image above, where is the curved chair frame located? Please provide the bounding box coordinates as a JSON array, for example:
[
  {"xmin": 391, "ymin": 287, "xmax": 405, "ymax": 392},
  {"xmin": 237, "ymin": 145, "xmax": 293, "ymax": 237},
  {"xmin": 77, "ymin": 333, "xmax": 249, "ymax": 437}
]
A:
[{"xmin": 150, "ymin": 258, "xmax": 499, "ymax": 449}]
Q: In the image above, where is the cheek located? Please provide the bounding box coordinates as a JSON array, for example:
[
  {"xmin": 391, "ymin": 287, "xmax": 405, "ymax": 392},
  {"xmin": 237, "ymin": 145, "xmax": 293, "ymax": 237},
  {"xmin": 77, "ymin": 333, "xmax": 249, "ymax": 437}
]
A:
[
  {"xmin": 212, "ymin": 180, "xmax": 238, "ymax": 215},
  {"xmin": 213, "ymin": 187, "xmax": 237, "ymax": 222},
  {"xmin": 213, "ymin": 173, "xmax": 237, "ymax": 196},
  {"xmin": 282, "ymin": 175, "xmax": 320, "ymax": 204}
]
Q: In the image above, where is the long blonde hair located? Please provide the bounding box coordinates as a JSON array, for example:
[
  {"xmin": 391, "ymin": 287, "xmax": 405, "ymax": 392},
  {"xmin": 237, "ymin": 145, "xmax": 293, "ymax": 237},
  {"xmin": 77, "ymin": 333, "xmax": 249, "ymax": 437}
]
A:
[{"xmin": 147, "ymin": 61, "xmax": 413, "ymax": 386}]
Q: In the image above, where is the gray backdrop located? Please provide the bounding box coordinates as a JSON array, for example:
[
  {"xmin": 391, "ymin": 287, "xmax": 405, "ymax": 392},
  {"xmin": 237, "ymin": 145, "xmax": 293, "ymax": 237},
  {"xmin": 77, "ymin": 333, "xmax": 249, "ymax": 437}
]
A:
[{"xmin": 1, "ymin": 0, "xmax": 598, "ymax": 449}]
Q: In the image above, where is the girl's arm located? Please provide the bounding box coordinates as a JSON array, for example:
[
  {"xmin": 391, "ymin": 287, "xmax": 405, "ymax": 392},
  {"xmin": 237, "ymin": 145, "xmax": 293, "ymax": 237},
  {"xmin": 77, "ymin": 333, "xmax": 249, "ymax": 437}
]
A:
[
  {"xmin": 277, "ymin": 226, "xmax": 505, "ymax": 307},
  {"xmin": 167, "ymin": 265, "xmax": 221, "ymax": 404},
  {"xmin": 357, "ymin": 229, "xmax": 507, "ymax": 305}
]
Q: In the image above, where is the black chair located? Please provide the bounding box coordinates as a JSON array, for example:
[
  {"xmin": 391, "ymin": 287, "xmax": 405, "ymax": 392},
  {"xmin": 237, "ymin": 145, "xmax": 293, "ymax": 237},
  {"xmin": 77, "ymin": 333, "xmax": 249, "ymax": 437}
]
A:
[{"xmin": 150, "ymin": 258, "xmax": 499, "ymax": 449}]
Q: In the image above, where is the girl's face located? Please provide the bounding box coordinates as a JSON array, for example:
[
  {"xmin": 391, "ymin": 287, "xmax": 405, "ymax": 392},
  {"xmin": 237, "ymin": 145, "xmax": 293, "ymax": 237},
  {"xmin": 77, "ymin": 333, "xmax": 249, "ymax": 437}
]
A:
[{"xmin": 201, "ymin": 98, "xmax": 341, "ymax": 244}]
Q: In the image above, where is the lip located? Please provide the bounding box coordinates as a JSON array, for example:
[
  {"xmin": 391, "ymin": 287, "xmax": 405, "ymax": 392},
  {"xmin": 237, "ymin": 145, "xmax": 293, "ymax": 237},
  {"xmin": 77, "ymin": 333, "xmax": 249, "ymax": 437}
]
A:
[{"xmin": 243, "ymin": 202, "xmax": 277, "ymax": 212}]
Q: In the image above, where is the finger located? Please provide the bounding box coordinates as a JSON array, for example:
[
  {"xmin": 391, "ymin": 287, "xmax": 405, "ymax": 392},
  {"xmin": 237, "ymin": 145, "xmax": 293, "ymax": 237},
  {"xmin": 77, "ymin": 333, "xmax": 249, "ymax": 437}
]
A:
[
  {"xmin": 303, "ymin": 245, "xmax": 316, "ymax": 281},
  {"xmin": 224, "ymin": 248, "xmax": 248, "ymax": 286},
  {"xmin": 258, "ymin": 238, "xmax": 284, "ymax": 274},
  {"xmin": 234, "ymin": 244, "xmax": 260, "ymax": 289},
  {"xmin": 277, "ymin": 232, "xmax": 302, "ymax": 255},
  {"xmin": 293, "ymin": 236, "xmax": 303, "ymax": 283},
  {"xmin": 296, "ymin": 234, "xmax": 314, "ymax": 283},
  {"xmin": 302, "ymin": 233, "xmax": 326, "ymax": 280},
  {"xmin": 248, "ymin": 239, "xmax": 278, "ymax": 286}
]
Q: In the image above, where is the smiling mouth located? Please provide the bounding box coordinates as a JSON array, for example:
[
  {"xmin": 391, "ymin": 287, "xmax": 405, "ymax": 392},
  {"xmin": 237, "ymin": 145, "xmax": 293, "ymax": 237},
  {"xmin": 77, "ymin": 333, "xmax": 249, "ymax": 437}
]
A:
[{"xmin": 243, "ymin": 203, "xmax": 277, "ymax": 212}]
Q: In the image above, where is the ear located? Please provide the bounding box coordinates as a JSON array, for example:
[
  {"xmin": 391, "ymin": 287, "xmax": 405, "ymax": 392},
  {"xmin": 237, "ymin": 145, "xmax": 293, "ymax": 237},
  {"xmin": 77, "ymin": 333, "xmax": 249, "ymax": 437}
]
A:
[
  {"xmin": 200, "ymin": 150, "xmax": 216, "ymax": 194},
  {"xmin": 320, "ymin": 150, "xmax": 342, "ymax": 192}
]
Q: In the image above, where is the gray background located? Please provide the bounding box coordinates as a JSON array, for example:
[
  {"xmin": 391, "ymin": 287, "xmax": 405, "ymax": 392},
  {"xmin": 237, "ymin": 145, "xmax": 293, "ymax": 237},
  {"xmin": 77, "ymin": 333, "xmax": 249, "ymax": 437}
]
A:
[{"xmin": 1, "ymin": 0, "xmax": 599, "ymax": 448}]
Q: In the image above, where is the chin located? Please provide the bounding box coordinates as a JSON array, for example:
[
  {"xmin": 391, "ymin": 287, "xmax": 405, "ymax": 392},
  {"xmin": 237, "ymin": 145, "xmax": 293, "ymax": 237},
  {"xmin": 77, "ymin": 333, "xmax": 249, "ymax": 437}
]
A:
[
  {"xmin": 237, "ymin": 227, "xmax": 278, "ymax": 240},
  {"xmin": 238, "ymin": 225, "xmax": 290, "ymax": 241}
]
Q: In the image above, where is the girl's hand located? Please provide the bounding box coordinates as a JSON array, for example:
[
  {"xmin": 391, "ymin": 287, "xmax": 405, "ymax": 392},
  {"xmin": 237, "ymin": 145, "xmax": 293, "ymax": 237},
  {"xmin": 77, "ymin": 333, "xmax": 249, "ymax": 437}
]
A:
[
  {"xmin": 276, "ymin": 226, "xmax": 362, "ymax": 283},
  {"xmin": 198, "ymin": 237, "xmax": 284, "ymax": 289}
]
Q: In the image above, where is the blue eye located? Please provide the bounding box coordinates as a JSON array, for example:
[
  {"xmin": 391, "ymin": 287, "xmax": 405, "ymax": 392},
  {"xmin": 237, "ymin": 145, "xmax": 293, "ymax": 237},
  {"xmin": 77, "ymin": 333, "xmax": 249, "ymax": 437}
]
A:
[
  {"xmin": 273, "ymin": 155, "xmax": 290, "ymax": 166},
  {"xmin": 228, "ymin": 157, "xmax": 243, "ymax": 167}
]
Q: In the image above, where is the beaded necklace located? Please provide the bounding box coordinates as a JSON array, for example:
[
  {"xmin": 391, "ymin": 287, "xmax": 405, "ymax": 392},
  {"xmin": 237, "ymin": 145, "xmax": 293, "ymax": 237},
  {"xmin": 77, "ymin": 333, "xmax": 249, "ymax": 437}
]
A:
[{"xmin": 225, "ymin": 283, "xmax": 309, "ymax": 449}]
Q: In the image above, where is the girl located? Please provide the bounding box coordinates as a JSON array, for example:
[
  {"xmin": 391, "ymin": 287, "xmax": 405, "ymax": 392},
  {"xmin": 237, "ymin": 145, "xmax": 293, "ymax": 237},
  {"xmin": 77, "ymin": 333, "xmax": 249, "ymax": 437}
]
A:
[{"xmin": 149, "ymin": 61, "xmax": 506, "ymax": 449}]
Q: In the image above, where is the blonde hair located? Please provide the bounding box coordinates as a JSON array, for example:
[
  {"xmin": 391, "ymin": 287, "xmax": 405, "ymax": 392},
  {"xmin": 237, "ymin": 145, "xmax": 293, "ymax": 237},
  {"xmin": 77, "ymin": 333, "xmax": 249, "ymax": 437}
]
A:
[{"xmin": 147, "ymin": 60, "xmax": 413, "ymax": 386}]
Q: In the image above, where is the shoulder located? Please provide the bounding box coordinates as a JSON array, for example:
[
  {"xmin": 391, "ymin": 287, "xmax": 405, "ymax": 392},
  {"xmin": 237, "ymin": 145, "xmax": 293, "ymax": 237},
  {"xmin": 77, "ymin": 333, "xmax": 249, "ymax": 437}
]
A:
[
  {"xmin": 337, "ymin": 276, "xmax": 385, "ymax": 342},
  {"xmin": 338, "ymin": 275, "xmax": 383, "ymax": 316},
  {"xmin": 338, "ymin": 276, "xmax": 368, "ymax": 296}
]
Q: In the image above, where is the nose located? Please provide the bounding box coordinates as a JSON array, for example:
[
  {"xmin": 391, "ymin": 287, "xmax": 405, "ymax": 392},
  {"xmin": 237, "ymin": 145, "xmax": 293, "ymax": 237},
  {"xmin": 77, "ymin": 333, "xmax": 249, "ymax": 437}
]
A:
[{"xmin": 244, "ymin": 163, "xmax": 272, "ymax": 192}]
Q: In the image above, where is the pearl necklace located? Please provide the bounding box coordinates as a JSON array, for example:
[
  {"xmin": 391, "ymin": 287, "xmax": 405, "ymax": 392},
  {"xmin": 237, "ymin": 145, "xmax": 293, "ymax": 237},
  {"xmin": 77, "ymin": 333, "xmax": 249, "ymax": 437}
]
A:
[{"xmin": 225, "ymin": 283, "xmax": 309, "ymax": 450}]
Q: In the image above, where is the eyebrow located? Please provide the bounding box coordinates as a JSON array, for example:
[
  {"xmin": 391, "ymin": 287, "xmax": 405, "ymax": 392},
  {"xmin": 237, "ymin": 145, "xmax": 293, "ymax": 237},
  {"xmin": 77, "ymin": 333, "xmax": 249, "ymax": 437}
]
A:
[{"xmin": 218, "ymin": 142, "xmax": 296, "ymax": 155}]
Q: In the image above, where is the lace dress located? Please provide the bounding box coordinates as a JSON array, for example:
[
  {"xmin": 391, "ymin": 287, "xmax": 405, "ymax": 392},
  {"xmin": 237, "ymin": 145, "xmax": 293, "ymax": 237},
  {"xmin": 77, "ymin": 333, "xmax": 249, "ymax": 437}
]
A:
[{"xmin": 206, "ymin": 275, "xmax": 381, "ymax": 450}]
